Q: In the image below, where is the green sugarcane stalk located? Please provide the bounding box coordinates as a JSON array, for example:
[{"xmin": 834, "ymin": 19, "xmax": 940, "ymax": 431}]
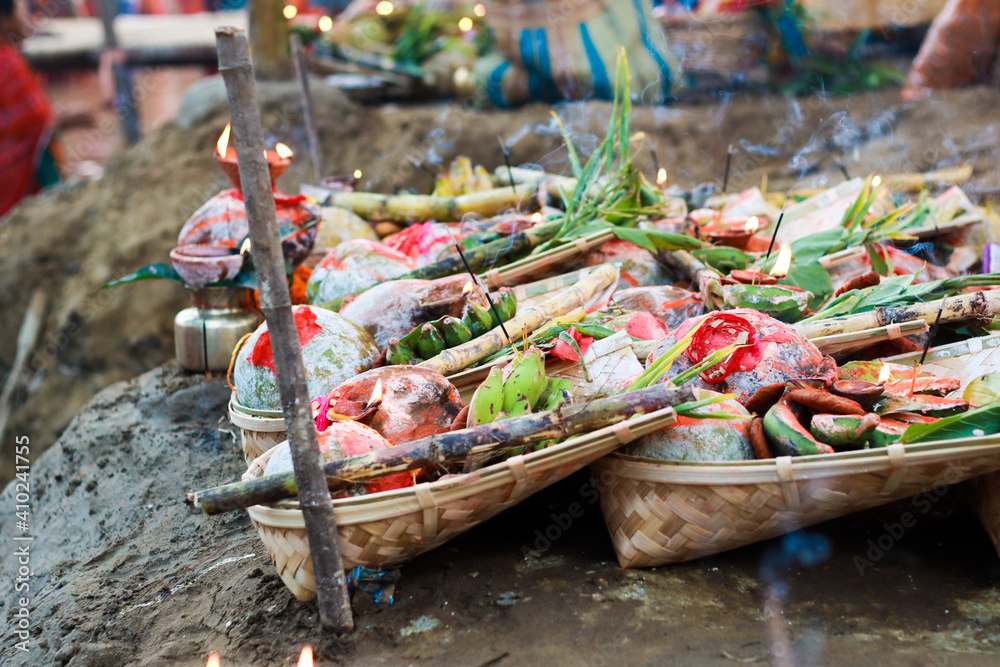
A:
[
  {"xmin": 186, "ymin": 382, "xmax": 696, "ymax": 515},
  {"xmin": 327, "ymin": 187, "xmax": 541, "ymax": 224}
]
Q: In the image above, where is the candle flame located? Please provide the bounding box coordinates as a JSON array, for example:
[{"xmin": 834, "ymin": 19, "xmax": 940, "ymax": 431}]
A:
[
  {"xmin": 878, "ymin": 365, "xmax": 891, "ymax": 384},
  {"xmin": 745, "ymin": 216, "xmax": 759, "ymax": 234},
  {"xmin": 353, "ymin": 169, "xmax": 362, "ymax": 179},
  {"xmin": 216, "ymin": 123, "xmax": 230, "ymax": 156},
  {"xmin": 297, "ymin": 646, "xmax": 313, "ymax": 667},
  {"xmin": 367, "ymin": 379, "xmax": 383, "ymax": 407},
  {"xmin": 463, "ymin": 281, "xmax": 475, "ymax": 295},
  {"xmin": 375, "ymin": 1, "xmax": 393, "ymax": 15},
  {"xmin": 206, "ymin": 652, "xmax": 220, "ymax": 667},
  {"xmin": 458, "ymin": 17, "xmax": 473, "ymax": 31},
  {"xmin": 769, "ymin": 245, "xmax": 791, "ymax": 277},
  {"xmin": 657, "ymin": 168, "xmax": 667, "ymax": 186},
  {"xmin": 240, "ymin": 238, "xmax": 251, "ymax": 255},
  {"xmin": 530, "ymin": 212, "xmax": 542, "ymax": 224}
]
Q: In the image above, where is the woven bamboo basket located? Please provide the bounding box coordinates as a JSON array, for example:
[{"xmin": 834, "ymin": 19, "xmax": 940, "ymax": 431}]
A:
[
  {"xmin": 228, "ymin": 394, "xmax": 286, "ymax": 464},
  {"xmin": 884, "ymin": 333, "xmax": 1000, "ymax": 558},
  {"xmin": 243, "ymin": 407, "xmax": 678, "ymax": 601},
  {"xmin": 661, "ymin": 14, "xmax": 765, "ymax": 78},
  {"xmin": 592, "ymin": 436, "xmax": 1000, "ymax": 568}
]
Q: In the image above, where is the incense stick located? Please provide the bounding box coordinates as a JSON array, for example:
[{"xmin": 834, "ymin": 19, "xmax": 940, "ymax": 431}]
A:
[
  {"xmin": 762, "ymin": 204, "xmax": 786, "ymax": 270},
  {"xmin": 910, "ymin": 298, "xmax": 947, "ymax": 397},
  {"xmin": 716, "ymin": 144, "xmax": 735, "ymax": 225},
  {"xmin": 837, "ymin": 163, "xmax": 850, "ymax": 181},
  {"xmin": 651, "ymin": 150, "xmax": 661, "ymax": 178},
  {"xmin": 498, "ymin": 135, "xmax": 515, "ymax": 196},
  {"xmin": 446, "ymin": 227, "xmax": 514, "ymax": 346}
]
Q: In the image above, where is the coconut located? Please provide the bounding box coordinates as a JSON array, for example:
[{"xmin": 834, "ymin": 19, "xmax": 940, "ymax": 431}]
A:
[
  {"xmin": 647, "ymin": 309, "xmax": 836, "ymax": 405},
  {"xmin": 340, "ymin": 274, "xmax": 468, "ymax": 348},
  {"xmin": 621, "ymin": 389, "xmax": 754, "ymax": 462},
  {"xmin": 306, "ymin": 239, "xmax": 417, "ymax": 305},
  {"xmin": 326, "ymin": 366, "xmax": 463, "ymax": 444},
  {"xmin": 233, "ymin": 305, "xmax": 380, "ymax": 411},
  {"xmin": 264, "ymin": 420, "xmax": 412, "ymax": 495}
]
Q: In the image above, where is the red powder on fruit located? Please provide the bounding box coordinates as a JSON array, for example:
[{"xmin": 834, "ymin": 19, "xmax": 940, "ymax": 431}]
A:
[
  {"xmin": 626, "ymin": 312, "xmax": 668, "ymax": 340},
  {"xmin": 249, "ymin": 307, "xmax": 324, "ymax": 373}
]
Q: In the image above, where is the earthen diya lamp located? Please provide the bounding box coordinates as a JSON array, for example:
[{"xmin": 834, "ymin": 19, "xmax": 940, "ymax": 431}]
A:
[
  {"xmin": 830, "ymin": 380, "xmax": 885, "ymax": 412},
  {"xmin": 320, "ymin": 173, "xmax": 359, "ymax": 193},
  {"xmin": 169, "ymin": 243, "xmax": 244, "ymax": 288},
  {"xmin": 214, "ymin": 122, "xmax": 292, "ymax": 190},
  {"xmin": 704, "ymin": 216, "xmax": 762, "ymax": 251}
]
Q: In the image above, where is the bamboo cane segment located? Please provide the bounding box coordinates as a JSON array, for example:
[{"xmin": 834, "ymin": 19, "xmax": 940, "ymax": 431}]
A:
[
  {"xmin": 419, "ymin": 264, "xmax": 619, "ymax": 375},
  {"xmin": 793, "ymin": 289, "xmax": 1000, "ymax": 340},
  {"xmin": 328, "ymin": 187, "xmax": 541, "ymax": 223}
]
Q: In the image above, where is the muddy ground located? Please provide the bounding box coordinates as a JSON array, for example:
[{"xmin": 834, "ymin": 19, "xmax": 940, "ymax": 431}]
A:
[
  {"xmin": 3, "ymin": 82, "xmax": 1000, "ymax": 486},
  {"xmin": 0, "ymin": 362, "xmax": 998, "ymax": 666}
]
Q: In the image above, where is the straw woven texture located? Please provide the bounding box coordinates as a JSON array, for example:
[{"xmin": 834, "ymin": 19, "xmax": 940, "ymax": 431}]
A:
[
  {"xmin": 243, "ymin": 408, "xmax": 677, "ymax": 601},
  {"xmin": 662, "ymin": 14, "xmax": 763, "ymax": 77},
  {"xmin": 592, "ymin": 436, "xmax": 1000, "ymax": 568},
  {"xmin": 228, "ymin": 395, "xmax": 286, "ymax": 464}
]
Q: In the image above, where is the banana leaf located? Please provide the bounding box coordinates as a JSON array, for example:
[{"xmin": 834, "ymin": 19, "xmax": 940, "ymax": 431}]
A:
[{"xmin": 899, "ymin": 404, "xmax": 1000, "ymax": 443}]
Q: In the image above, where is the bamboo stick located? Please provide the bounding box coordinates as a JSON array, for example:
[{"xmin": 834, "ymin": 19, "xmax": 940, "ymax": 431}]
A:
[
  {"xmin": 290, "ymin": 34, "xmax": 322, "ymax": 184},
  {"xmin": 793, "ymin": 289, "xmax": 1000, "ymax": 340},
  {"xmin": 187, "ymin": 382, "xmax": 696, "ymax": 514},
  {"xmin": 885, "ymin": 165, "xmax": 973, "ymax": 193},
  {"xmin": 328, "ymin": 187, "xmax": 541, "ymax": 223},
  {"xmin": 480, "ymin": 229, "xmax": 617, "ymax": 288},
  {"xmin": 419, "ymin": 264, "xmax": 618, "ymax": 375},
  {"xmin": 216, "ymin": 27, "xmax": 352, "ymax": 633}
]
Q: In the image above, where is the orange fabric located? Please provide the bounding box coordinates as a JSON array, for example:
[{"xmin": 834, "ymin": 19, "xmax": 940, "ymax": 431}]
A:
[{"xmin": 0, "ymin": 44, "xmax": 53, "ymax": 218}]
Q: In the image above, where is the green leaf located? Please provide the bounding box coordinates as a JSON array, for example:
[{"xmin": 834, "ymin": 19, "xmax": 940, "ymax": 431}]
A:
[
  {"xmin": 789, "ymin": 229, "xmax": 843, "ymax": 264},
  {"xmin": 964, "ymin": 374, "xmax": 1000, "ymax": 408},
  {"xmin": 899, "ymin": 404, "xmax": 1000, "ymax": 443},
  {"xmin": 101, "ymin": 263, "xmax": 185, "ymax": 289},
  {"xmin": 610, "ymin": 227, "xmax": 705, "ymax": 253},
  {"xmin": 779, "ymin": 261, "xmax": 832, "ymax": 312},
  {"xmin": 866, "ymin": 243, "xmax": 889, "ymax": 276},
  {"xmin": 691, "ymin": 247, "xmax": 752, "ymax": 274}
]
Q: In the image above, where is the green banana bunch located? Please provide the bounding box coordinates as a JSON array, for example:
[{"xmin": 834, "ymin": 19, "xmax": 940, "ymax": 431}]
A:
[
  {"xmin": 384, "ymin": 288, "xmax": 519, "ymax": 364},
  {"xmin": 468, "ymin": 347, "xmax": 553, "ymax": 427}
]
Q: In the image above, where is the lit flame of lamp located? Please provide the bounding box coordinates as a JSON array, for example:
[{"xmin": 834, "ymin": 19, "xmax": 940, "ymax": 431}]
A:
[
  {"xmin": 769, "ymin": 245, "xmax": 791, "ymax": 277},
  {"xmin": 283, "ymin": 4, "xmax": 297, "ymax": 19},
  {"xmin": 878, "ymin": 364, "xmax": 891, "ymax": 384},
  {"xmin": 367, "ymin": 379, "xmax": 384, "ymax": 408},
  {"xmin": 353, "ymin": 169, "xmax": 362, "ymax": 179},
  {"xmin": 240, "ymin": 238, "xmax": 252, "ymax": 255},
  {"xmin": 530, "ymin": 212, "xmax": 542, "ymax": 224},
  {"xmin": 318, "ymin": 15, "xmax": 333, "ymax": 32},
  {"xmin": 375, "ymin": 1, "xmax": 393, "ymax": 15},
  {"xmin": 458, "ymin": 17, "xmax": 473, "ymax": 32},
  {"xmin": 216, "ymin": 123, "xmax": 231, "ymax": 157},
  {"xmin": 206, "ymin": 652, "xmax": 220, "ymax": 667},
  {"xmin": 657, "ymin": 168, "xmax": 667, "ymax": 186},
  {"xmin": 745, "ymin": 216, "xmax": 759, "ymax": 234},
  {"xmin": 474, "ymin": 3, "xmax": 486, "ymax": 16},
  {"xmin": 275, "ymin": 142, "xmax": 293, "ymax": 160},
  {"xmin": 872, "ymin": 175, "xmax": 882, "ymax": 188},
  {"xmin": 463, "ymin": 281, "xmax": 475, "ymax": 295},
  {"xmin": 297, "ymin": 646, "xmax": 313, "ymax": 667}
]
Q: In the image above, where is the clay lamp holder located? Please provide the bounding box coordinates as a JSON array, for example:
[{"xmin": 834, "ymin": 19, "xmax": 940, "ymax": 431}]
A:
[
  {"xmin": 704, "ymin": 227, "xmax": 755, "ymax": 250},
  {"xmin": 830, "ymin": 379, "xmax": 885, "ymax": 412},
  {"xmin": 320, "ymin": 174, "xmax": 359, "ymax": 193},
  {"xmin": 170, "ymin": 243, "xmax": 245, "ymax": 288},
  {"xmin": 215, "ymin": 148, "xmax": 291, "ymax": 191},
  {"xmin": 725, "ymin": 268, "xmax": 777, "ymax": 286}
]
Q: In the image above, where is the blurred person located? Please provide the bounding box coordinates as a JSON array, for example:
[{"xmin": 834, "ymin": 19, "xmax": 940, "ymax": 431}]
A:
[{"xmin": 0, "ymin": 0, "xmax": 60, "ymax": 218}]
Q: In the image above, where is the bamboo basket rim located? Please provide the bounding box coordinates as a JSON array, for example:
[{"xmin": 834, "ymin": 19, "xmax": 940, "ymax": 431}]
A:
[
  {"xmin": 246, "ymin": 406, "xmax": 678, "ymax": 527},
  {"xmin": 883, "ymin": 332, "xmax": 1000, "ymax": 365},
  {"xmin": 228, "ymin": 394, "xmax": 286, "ymax": 429},
  {"xmin": 597, "ymin": 434, "xmax": 1000, "ymax": 484}
]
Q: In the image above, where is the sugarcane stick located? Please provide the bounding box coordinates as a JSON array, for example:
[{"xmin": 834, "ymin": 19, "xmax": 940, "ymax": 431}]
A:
[
  {"xmin": 216, "ymin": 27, "xmax": 353, "ymax": 633},
  {"xmin": 793, "ymin": 289, "xmax": 1000, "ymax": 340},
  {"xmin": 187, "ymin": 382, "xmax": 696, "ymax": 515},
  {"xmin": 480, "ymin": 229, "xmax": 616, "ymax": 288},
  {"xmin": 327, "ymin": 187, "xmax": 541, "ymax": 223},
  {"xmin": 885, "ymin": 165, "xmax": 973, "ymax": 193},
  {"xmin": 393, "ymin": 221, "xmax": 562, "ymax": 282},
  {"xmin": 658, "ymin": 250, "xmax": 722, "ymax": 290},
  {"xmin": 419, "ymin": 263, "xmax": 618, "ymax": 375}
]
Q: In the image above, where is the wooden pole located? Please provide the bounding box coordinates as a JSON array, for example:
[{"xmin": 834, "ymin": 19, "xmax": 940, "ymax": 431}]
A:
[
  {"xmin": 97, "ymin": 0, "xmax": 140, "ymax": 145},
  {"xmin": 215, "ymin": 27, "xmax": 352, "ymax": 633},
  {"xmin": 187, "ymin": 382, "xmax": 696, "ymax": 514},
  {"xmin": 249, "ymin": 0, "xmax": 292, "ymax": 80},
  {"xmin": 290, "ymin": 34, "xmax": 323, "ymax": 184}
]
